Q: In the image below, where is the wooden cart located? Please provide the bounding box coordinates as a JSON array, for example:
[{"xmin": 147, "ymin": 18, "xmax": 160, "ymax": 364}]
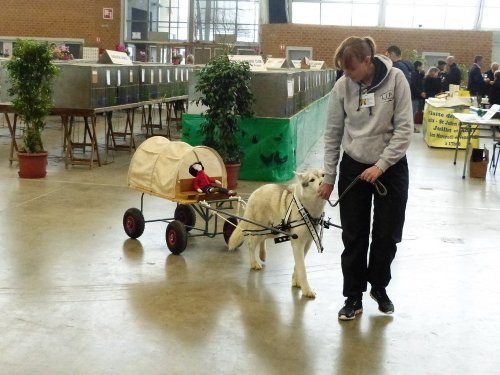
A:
[{"xmin": 123, "ymin": 136, "xmax": 243, "ymax": 254}]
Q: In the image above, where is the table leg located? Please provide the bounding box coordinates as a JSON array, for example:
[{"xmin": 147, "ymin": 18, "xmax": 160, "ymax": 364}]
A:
[
  {"xmin": 141, "ymin": 106, "xmax": 147, "ymax": 134},
  {"xmin": 462, "ymin": 125, "xmax": 472, "ymax": 179},
  {"xmin": 454, "ymin": 122, "xmax": 463, "ymax": 165},
  {"xmin": 5, "ymin": 113, "xmax": 19, "ymax": 165},
  {"xmin": 157, "ymin": 102, "xmax": 163, "ymax": 130},
  {"xmin": 105, "ymin": 109, "xmax": 136, "ymax": 153},
  {"xmin": 90, "ymin": 115, "xmax": 101, "ymax": 167},
  {"xmin": 61, "ymin": 115, "xmax": 72, "ymax": 168},
  {"xmin": 166, "ymin": 102, "xmax": 173, "ymax": 139},
  {"xmin": 105, "ymin": 111, "xmax": 115, "ymax": 150},
  {"xmin": 126, "ymin": 108, "xmax": 136, "ymax": 152},
  {"xmin": 147, "ymin": 104, "xmax": 153, "ymax": 136}
]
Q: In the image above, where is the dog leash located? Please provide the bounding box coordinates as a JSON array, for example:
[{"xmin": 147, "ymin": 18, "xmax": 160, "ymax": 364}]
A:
[{"xmin": 327, "ymin": 175, "xmax": 387, "ymax": 207}]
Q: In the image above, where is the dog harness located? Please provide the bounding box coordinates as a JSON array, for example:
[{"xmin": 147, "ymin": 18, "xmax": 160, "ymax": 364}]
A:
[
  {"xmin": 282, "ymin": 192, "xmax": 325, "ymax": 253},
  {"xmin": 242, "ymin": 192, "xmax": 339, "ymax": 253}
]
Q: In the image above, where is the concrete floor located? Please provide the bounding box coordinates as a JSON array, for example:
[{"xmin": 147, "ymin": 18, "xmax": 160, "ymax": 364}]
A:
[{"xmin": 0, "ymin": 115, "xmax": 499, "ymax": 374}]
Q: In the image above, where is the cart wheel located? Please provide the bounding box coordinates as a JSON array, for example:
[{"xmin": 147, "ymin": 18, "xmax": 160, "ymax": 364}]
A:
[
  {"xmin": 174, "ymin": 204, "xmax": 196, "ymax": 232},
  {"xmin": 123, "ymin": 208, "xmax": 145, "ymax": 239},
  {"xmin": 223, "ymin": 217, "xmax": 239, "ymax": 244},
  {"xmin": 165, "ymin": 220, "xmax": 188, "ymax": 254}
]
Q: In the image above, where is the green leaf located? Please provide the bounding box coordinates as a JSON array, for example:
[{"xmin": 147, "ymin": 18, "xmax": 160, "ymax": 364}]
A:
[
  {"xmin": 6, "ymin": 39, "xmax": 59, "ymax": 153},
  {"xmin": 194, "ymin": 54, "xmax": 254, "ymax": 164}
]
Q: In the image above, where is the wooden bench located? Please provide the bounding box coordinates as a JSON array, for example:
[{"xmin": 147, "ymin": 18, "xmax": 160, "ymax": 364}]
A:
[{"xmin": 175, "ymin": 177, "xmax": 226, "ymax": 203}]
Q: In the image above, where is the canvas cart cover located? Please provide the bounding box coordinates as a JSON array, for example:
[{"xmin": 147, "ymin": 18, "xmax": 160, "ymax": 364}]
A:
[{"xmin": 127, "ymin": 136, "xmax": 226, "ymax": 200}]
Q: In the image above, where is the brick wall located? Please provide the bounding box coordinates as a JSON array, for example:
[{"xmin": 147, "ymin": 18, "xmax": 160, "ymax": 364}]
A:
[
  {"xmin": 0, "ymin": 2, "xmax": 492, "ymax": 68},
  {"xmin": 0, "ymin": 0, "xmax": 121, "ymax": 50},
  {"xmin": 261, "ymin": 24, "xmax": 493, "ymax": 69}
]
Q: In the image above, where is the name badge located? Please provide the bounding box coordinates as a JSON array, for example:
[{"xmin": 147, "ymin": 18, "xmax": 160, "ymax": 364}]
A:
[{"xmin": 360, "ymin": 93, "xmax": 375, "ymax": 108}]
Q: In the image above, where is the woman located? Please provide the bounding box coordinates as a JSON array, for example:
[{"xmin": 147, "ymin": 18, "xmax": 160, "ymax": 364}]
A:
[
  {"xmin": 488, "ymin": 70, "xmax": 500, "ymax": 105},
  {"xmin": 318, "ymin": 36, "xmax": 413, "ymax": 321},
  {"xmin": 423, "ymin": 67, "xmax": 442, "ymax": 99}
]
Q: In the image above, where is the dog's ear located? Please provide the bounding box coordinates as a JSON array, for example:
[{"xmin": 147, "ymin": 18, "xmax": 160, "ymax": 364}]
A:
[
  {"xmin": 294, "ymin": 171, "xmax": 307, "ymax": 181},
  {"xmin": 295, "ymin": 171, "xmax": 311, "ymax": 188}
]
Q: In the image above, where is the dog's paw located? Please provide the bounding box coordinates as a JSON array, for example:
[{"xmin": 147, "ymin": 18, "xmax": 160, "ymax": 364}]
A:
[
  {"xmin": 259, "ymin": 248, "xmax": 266, "ymax": 261},
  {"xmin": 292, "ymin": 273, "xmax": 299, "ymax": 287},
  {"xmin": 251, "ymin": 261, "xmax": 263, "ymax": 270},
  {"xmin": 302, "ymin": 289, "xmax": 316, "ymax": 298}
]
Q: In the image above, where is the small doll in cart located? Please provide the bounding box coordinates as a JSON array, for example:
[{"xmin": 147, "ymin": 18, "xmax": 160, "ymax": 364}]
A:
[{"xmin": 189, "ymin": 162, "xmax": 237, "ymax": 196}]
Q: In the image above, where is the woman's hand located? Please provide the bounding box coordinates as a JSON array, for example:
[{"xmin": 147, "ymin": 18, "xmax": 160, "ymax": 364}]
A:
[
  {"xmin": 318, "ymin": 183, "xmax": 334, "ymax": 200},
  {"xmin": 360, "ymin": 165, "xmax": 383, "ymax": 184}
]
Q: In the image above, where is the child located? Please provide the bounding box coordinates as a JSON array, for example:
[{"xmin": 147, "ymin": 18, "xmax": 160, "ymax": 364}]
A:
[{"xmin": 189, "ymin": 162, "xmax": 236, "ymax": 196}]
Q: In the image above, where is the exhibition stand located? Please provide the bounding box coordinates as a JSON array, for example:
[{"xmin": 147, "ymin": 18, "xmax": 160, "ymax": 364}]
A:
[{"xmin": 181, "ymin": 93, "xmax": 330, "ymax": 182}]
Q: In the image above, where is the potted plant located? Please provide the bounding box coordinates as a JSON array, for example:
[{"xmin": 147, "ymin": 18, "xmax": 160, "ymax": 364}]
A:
[
  {"xmin": 194, "ymin": 54, "xmax": 254, "ymax": 188},
  {"xmin": 6, "ymin": 39, "xmax": 59, "ymax": 178}
]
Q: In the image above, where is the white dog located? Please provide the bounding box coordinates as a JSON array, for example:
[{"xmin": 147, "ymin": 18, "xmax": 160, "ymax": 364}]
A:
[{"xmin": 228, "ymin": 170, "xmax": 326, "ymax": 298}]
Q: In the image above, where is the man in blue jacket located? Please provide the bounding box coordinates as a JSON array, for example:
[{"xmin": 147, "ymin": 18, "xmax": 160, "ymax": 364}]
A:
[
  {"xmin": 468, "ymin": 55, "xmax": 486, "ymax": 98},
  {"xmin": 386, "ymin": 45, "xmax": 419, "ymax": 129}
]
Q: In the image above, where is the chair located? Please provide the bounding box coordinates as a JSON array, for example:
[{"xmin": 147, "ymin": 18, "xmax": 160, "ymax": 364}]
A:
[
  {"xmin": 491, "ymin": 141, "xmax": 500, "ymax": 174},
  {"xmin": 488, "ymin": 121, "xmax": 500, "ymax": 174}
]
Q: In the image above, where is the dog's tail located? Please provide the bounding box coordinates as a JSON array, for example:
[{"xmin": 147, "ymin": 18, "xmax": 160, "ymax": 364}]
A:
[{"xmin": 227, "ymin": 224, "xmax": 245, "ymax": 251}]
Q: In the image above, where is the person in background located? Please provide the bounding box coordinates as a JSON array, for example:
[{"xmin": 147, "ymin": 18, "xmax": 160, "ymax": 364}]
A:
[
  {"xmin": 172, "ymin": 54, "xmax": 183, "ymax": 65},
  {"xmin": 488, "ymin": 70, "xmax": 500, "ymax": 106},
  {"xmin": 319, "ymin": 36, "xmax": 412, "ymax": 321},
  {"xmin": 443, "ymin": 56, "xmax": 462, "ymax": 91},
  {"xmin": 437, "ymin": 60, "xmax": 447, "ymax": 91},
  {"xmin": 385, "ymin": 45, "xmax": 418, "ymax": 121},
  {"xmin": 186, "ymin": 54, "xmax": 195, "ymax": 65},
  {"xmin": 413, "ymin": 60, "xmax": 425, "ymax": 102},
  {"xmin": 423, "ymin": 67, "xmax": 442, "ymax": 99},
  {"xmin": 413, "ymin": 60, "xmax": 425, "ymax": 132},
  {"xmin": 385, "ymin": 45, "xmax": 413, "ymax": 86},
  {"xmin": 481, "ymin": 62, "xmax": 499, "ymax": 106},
  {"xmin": 484, "ymin": 61, "xmax": 498, "ymax": 82},
  {"xmin": 468, "ymin": 55, "xmax": 486, "ymax": 99},
  {"xmin": 483, "ymin": 62, "xmax": 499, "ymax": 103}
]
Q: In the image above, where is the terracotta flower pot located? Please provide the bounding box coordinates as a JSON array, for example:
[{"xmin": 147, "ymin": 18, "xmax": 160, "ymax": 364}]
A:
[
  {"xmin": 225, "ymin": 163, "xmax": 240, "ymax": 190},
  {"xmin": 17, "ymin": 152, "xmax": 48, "ymax": 178}
]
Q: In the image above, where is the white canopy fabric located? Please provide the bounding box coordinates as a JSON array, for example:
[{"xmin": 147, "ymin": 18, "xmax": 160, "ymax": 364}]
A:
[{"xmin": 127, "ymin": 136, "xmax": 226, "ymax": 200}]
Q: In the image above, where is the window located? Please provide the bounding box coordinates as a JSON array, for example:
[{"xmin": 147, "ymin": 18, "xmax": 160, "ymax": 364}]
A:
[
  {"xmin": 125, "ymin": 0, "xmax": 259, "ymax": 44},
  {"xmin": 292, "ymin": 0, "xmax": 379, "ymax": 26},
  {"xmin": 291, "ymin": 0, "xmax": 496, "ymax": 30},
  {"xmin": 194, "ymin": 0, "xmax": 259, "ymax": 43},
  {"xmin": 481, "ymin": 0, "xmax": 500, "ymax": 30},
  {"xmin": 384, "ymin": 0, "xmax": 479, "ymax": 29}
]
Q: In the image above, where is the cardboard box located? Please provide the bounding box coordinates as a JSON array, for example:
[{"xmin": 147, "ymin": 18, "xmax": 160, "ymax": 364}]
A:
[{"xmin": 469, "ymin": 147, "xmax": 489, "ymax": 178}]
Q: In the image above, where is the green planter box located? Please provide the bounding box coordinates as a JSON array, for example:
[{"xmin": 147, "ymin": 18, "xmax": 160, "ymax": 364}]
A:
[{"xmin": 182, "ymin": 93, "xmax": 330, "ymax": 182}]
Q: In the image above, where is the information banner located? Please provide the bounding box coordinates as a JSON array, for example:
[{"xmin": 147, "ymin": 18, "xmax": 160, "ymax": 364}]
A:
[{"xmin": 423, "ymin": 104, "xmax": 479, "ymax": 149}]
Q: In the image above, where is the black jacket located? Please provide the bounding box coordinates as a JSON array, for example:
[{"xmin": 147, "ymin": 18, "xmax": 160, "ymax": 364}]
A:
[
  {"xmin": 468, "ymin": 63, "xmax": 486, "ymax": 96},
  {"xmin": 394, "ymin": 60, "xmax": 419, "ymax": 99},
  {"xmin": 393, "ymin": 60, "xmax": 412, "ymax": 85},
  {"xmin": 485, "ymin": 69, "xmax": 495, "ymax": 81},
  {"xmin": 423, "ymin": 76, "xmax": 442, "ymax": 98},
  {"xmin": 444, "ymin": 63, "xmax": 461, "ymax": 90},
  {"xmin": 489, "ymin": 79, "xmax": 500, "ymax": 105},
  {"xmin": 413, "ymin": 70, "xmax": 424, "ymax": 99}
]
